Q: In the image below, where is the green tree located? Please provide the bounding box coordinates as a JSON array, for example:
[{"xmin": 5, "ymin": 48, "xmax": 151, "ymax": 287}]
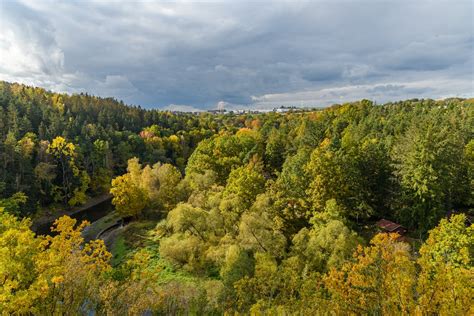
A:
[
  {"xmin": 305, "ymin": 139, "xmax": 349, "ymax": 213},
  {"xmin": 154, "ymin": 163, "xmax": 183, "ymax": 212},
  {"xmin": 34, "ymin": 162, "xmax": 56, "ymax": 203},
  {"xmin": 223, "ymin": 160, "xmax": 266, "ymax": 211},
  {"xmin": 235, "ymin": 252, "xmax": 279, "ymax": 312},
  {"xmin": 465, "ymin": 140, "xmax": 474, "ymax": 205},
  {"xmin": 0, "ymin": 192, "xmax": 28, "ymax": 216},
  {"xmin": 238, "ymin": 209, "xmax": 287, "ymax": 259},
  {"xmin": 291, "ymin": 200, "xmax": 360, "ymax": 272},
  {"xmin": 264, "ymin": 128, "xmax": 286, "ymax": 172},
  {"xmin": 186, "ymin": 131, "xmax": 261, "ymax": 184},
  {"xmin": 220, "ymin": 245, "xmax": 253, "ymax": 287},
  {"xmin": 166, "ymin": 203, "xmax": 208, "ymax": 241},
  {"xmin": 416, "ymin": 214, "xmax": 473, "ymax": 315},
  {"xmin": 392, "ymin": 119, "xmax": 469, "ymax": 230}
]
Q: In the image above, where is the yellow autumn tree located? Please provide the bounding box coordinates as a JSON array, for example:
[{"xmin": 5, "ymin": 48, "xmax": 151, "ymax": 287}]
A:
[
  {"xmin": 0, "ymin": 208, "xmax": 42, "ymax": 313},
  {"xmin": 33, "ymin": 216, "xmax": 111, "ymax": 314},
  {"xmin": 324, "ymin": 233, "xmax": 417, "ymax": 314},
  {"xmin": 47, "ymin": 136, "xmax": 89, "ymax": 206},
  {"xmin": 98, "ymin": 249, "xmax": 161, "ymax": 315},
  {"xmin": 0, "ymin": 209, "xmax": 111, "ymax": 314},
  {"xmin": 110, "ymin": 173, "xmax": 149, "ymax": 218}
]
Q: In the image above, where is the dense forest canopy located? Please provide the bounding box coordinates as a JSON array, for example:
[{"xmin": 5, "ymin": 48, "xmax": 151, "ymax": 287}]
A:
[
  {"xmin": 0, "ymin": 81, "xmax": 473, "ymax": 314},
  {"xmin": 0, "ymin": 81, "xmax": 264, "ymax": 213}
]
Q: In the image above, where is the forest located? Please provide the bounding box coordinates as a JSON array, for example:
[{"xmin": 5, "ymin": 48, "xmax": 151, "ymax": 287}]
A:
[{"xmin": 0, "ymin": 81, "xmax": 473, "ymax": 314}]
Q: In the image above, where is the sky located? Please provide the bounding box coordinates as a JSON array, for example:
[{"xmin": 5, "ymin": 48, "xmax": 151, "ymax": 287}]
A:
[{"xmin": 0, "ymin": 0, "xmax": 472, "ymax": 111}]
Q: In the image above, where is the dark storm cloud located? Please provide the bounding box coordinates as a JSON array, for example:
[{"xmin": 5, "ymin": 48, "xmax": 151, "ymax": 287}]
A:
[{"xmin": 0, "ymin": 0, "xmax": 472, "ymax": 109}]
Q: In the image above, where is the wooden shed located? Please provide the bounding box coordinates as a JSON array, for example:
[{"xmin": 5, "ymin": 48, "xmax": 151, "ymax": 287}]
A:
[{"xmin": 376, "ymin": 219, "xmax": 407, "ymax": 235}]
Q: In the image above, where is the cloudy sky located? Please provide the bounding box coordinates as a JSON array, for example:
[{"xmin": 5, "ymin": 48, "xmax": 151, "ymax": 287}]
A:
[{"xmin": 0, "ymin": 0, "xmax": 472, "ymax": 110}]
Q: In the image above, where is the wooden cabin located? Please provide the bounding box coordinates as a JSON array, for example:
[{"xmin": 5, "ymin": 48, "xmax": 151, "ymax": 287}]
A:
[{"xmin": 376, "ymin": 219, "xmax": 407, "ymax": 235}]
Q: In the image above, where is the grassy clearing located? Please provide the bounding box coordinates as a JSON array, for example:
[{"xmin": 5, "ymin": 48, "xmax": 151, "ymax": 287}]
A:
[
  {"xmin": 109, "ymin": 219, "xmax": 157, "ymax": 266},
  {"xmin": 111, "ymin": 235, "xmax": 128, "ymax": 266},
  {"xmin": 121, "ymin": 220, "xmax": 157, "ymax": 248}
]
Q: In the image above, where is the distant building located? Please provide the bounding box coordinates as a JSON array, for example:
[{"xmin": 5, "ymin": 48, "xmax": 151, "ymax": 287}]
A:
[
  {"xmin": 376, "ymin": 219, "xmax": 407, "ymax": 235},
  {"xmin": 273, "ymin": 106, "xmax": 297, "ymax": 113},
  {"xmin": 207, "ymin": 109, "xmax": 226, "ymax": 114}
]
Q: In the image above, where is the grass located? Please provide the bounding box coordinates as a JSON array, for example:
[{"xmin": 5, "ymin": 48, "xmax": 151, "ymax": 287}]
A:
[
  {"xmin": 111, "ymin": 235, "xmax": 128, "ymax": 266},
  {"xmin": 108, "ymin": 218, "xmax": 216, "ymax": 291},
  {"xmin": 121, "ymin": 220, "xmax": 157, "ymax": 248},
  {"xmin": 109, "ymin": 219, "xmax": 157, "ymax": 266}
]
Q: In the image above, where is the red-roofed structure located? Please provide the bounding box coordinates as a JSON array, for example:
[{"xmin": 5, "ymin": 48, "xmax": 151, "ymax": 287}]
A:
[{"xmin": 376, "ymin": 219, "xmax": 407, "ymax": 235}]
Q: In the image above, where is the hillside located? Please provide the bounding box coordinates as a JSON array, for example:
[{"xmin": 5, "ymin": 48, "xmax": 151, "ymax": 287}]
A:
[{"xmin": 0, "ymin": 82, "xmax": 473, "ymax": 314}]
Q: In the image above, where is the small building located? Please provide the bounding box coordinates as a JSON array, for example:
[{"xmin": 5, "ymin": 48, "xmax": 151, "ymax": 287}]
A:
[
  {"xmin": 207, "ymin": 109, "xmax": 226, "ymax": 114},
  {"xmin": 376, "ymin": 219, "xmax": 407, "ymax": 235}
]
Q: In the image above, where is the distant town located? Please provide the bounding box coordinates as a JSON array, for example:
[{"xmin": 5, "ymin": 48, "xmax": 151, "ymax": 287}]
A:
[{"xmin": 171, "ymin": 105, "xmax": 320, "ymax": 115}]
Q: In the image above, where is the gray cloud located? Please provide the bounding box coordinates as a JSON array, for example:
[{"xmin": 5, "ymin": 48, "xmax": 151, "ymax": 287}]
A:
[{"xmin": 0, "ymin": 0, "xmax": 472, "ymax": 109}]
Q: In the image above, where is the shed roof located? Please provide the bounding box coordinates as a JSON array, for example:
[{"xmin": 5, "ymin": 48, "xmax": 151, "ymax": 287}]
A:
[{"xmin": 376, "ymin": 219, "xmax": 405, "ymax": 232}]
